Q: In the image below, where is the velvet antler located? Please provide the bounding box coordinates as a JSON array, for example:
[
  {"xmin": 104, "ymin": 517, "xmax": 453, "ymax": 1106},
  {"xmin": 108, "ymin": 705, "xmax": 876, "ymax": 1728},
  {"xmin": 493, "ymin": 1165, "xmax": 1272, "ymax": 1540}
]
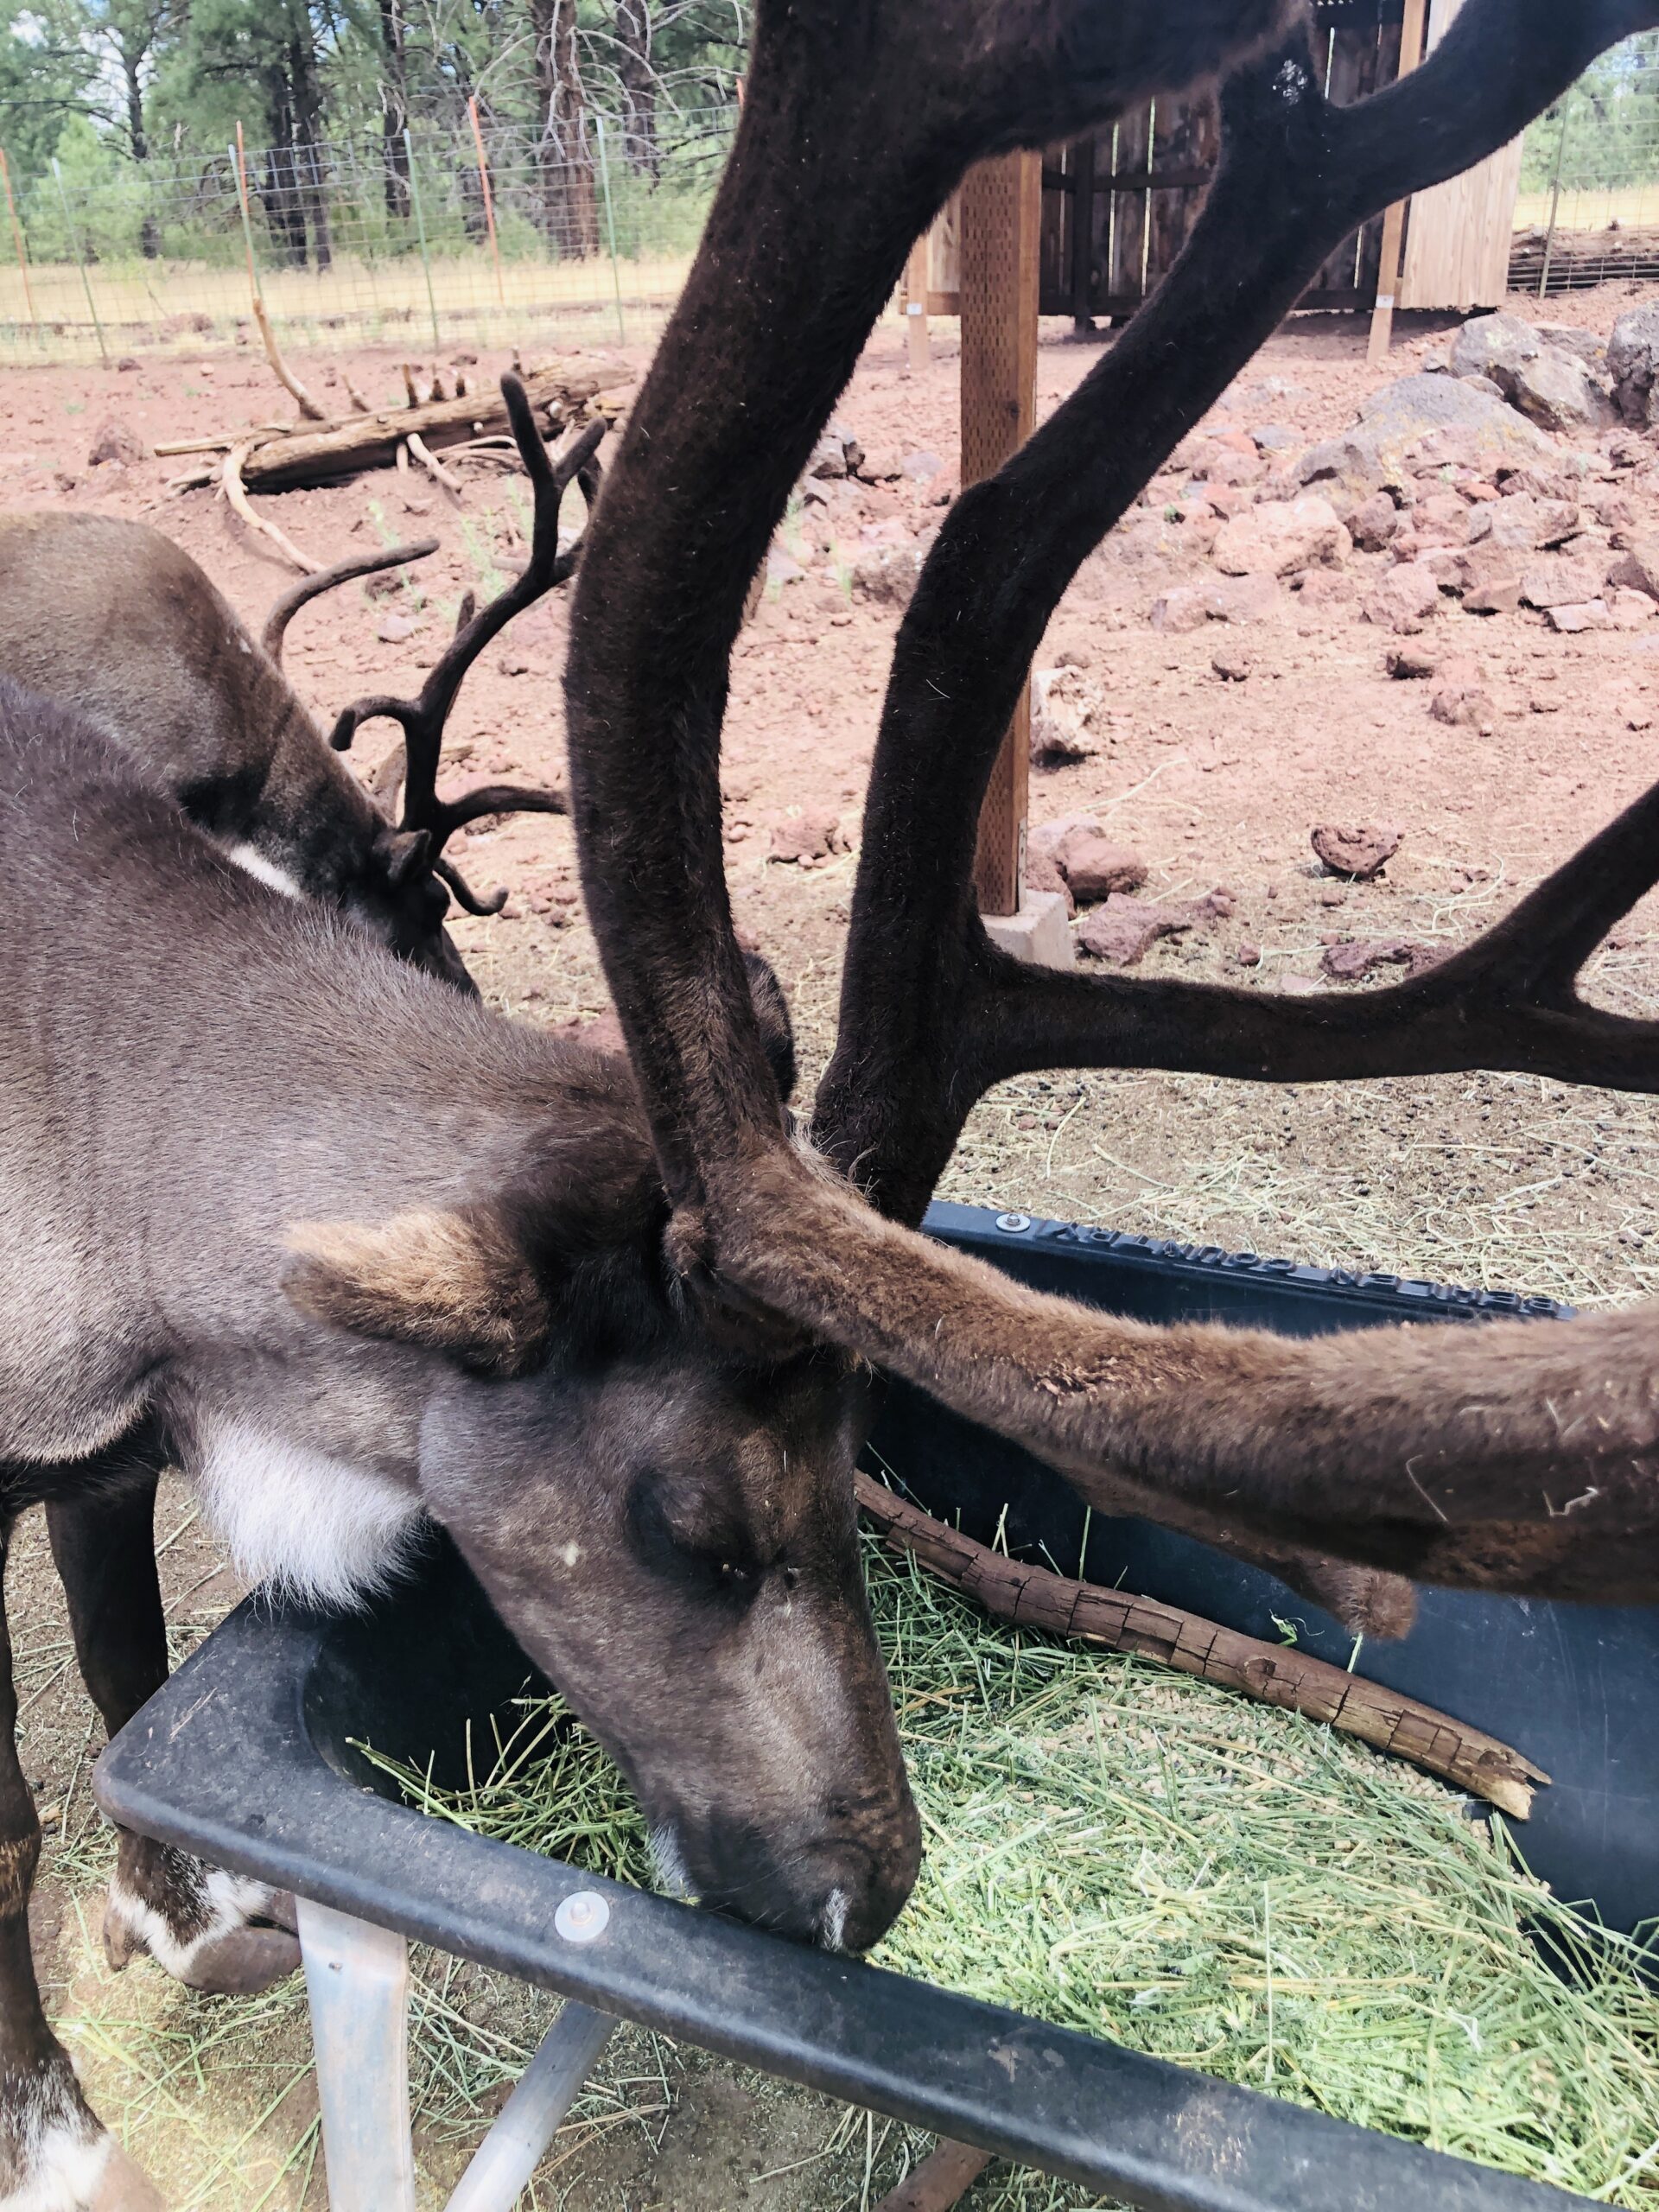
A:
[
  {"xmin": 565, "ymin": 0, "xmax": 1659, "ymax": 1606},
  {"xmin": 260, "ymin": 538, "xmax": 440, "ymax": 664},
  {"xmin": 334, "ymin": 375, "xmax": 606, "ymax": 912}
]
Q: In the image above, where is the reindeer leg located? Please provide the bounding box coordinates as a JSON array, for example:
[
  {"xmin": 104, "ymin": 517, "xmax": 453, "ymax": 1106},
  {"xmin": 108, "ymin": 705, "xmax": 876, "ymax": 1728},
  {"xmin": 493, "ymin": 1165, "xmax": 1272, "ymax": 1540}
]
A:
[
  {"xmin": 0, "ymin": 1511, "xmax": 160, "ymax": 2212},
  {"xmin": 46, "ymin": 1465, "xmax": 300, "ymax": 1999}
]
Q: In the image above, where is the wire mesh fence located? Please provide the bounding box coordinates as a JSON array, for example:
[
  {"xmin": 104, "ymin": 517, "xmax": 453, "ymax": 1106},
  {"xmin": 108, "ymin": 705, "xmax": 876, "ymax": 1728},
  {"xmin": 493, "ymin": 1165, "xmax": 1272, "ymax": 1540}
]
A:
[
  {"xmin": 1511, "ymin": 31, "xmax": 1659, "ymax": 295},
  {"xmin": 0, "ymin": 111, "xmax": 734, "ymax": 365}
]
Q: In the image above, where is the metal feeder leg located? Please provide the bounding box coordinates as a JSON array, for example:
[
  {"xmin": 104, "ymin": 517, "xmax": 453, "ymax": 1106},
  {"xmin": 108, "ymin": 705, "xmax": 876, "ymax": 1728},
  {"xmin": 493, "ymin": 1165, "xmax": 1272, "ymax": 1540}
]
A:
[
  {"xmin": 444, "ymin": 2001, "xmax": 617, "ymax": 2212},
  {"xmin": 299, "ymin": 1897, "xmax": 417, "ymax": 2212}
]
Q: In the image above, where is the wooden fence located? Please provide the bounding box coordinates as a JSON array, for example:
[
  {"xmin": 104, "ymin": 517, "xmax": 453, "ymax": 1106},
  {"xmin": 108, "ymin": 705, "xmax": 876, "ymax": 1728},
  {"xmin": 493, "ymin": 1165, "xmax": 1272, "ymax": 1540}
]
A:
[{"xmin": 1036, "ymin": 0, "xmax": 1406, "ymax": 323}]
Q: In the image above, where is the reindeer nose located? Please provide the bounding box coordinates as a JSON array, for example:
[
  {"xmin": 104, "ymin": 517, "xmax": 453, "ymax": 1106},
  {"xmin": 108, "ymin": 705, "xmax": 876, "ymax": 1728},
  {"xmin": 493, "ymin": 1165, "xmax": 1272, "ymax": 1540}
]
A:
[
  {"xmin": 682, "ymin": 1783, "xmax": 921, "ymax": 1952},
  {"xmin": 804, "ymin": 1792, "xmax": 923, "ymax": 1954},
  {"xmin": 811, "ymin": 1851, "xmax": 915, "ymax": 1954}
]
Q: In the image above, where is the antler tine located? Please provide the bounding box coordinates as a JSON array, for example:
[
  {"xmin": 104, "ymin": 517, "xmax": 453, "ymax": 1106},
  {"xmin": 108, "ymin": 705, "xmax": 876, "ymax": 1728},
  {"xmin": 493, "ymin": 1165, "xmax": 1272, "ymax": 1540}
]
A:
[
  {"xmin": 434, "ymin": 854, "xmax": 509, "ymax": 916},
  {"xmin": 396, "ymin": 388, "xmax": 604, "ymax": 836},
  {"xmin": 261, "ymin": 538, "xmax": 439, "ymax": 664},
  {"xmin": 321, "ymin": 380, "xmax": 604, "ymax": 885},
  {"xmin": 327, "ymin": 696, "xmax": 413, "ymax": 754},
  {"xmin": 438, "ymin": 782, "xmax": 570, "ymax": 831},
  {"xmin": 423, "ymin": 780, "xmax": 572, "ymax": 913}
]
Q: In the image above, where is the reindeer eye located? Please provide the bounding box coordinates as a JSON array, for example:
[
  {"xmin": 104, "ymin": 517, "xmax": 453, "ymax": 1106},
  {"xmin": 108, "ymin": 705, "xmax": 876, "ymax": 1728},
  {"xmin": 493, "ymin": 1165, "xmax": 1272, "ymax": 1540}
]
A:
[{"xmin": 626, "ymin": 1474, "xmax": 760, "ymax": 1600}]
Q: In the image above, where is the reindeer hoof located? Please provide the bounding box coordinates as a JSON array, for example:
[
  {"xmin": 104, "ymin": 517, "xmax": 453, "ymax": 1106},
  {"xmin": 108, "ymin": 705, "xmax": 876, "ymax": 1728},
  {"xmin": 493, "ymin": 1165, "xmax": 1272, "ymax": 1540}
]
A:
[
  {"xmin": 102, "ymin": 1897, "xmax": 142, "ymax": 1974},
  {"xmin": 103, "ymin": 1840, "xmax": 301, "ymax": 1995},
  {"xmin": 178, "ymin": 1922, "xmax": 302, "ymax": 1998},
  {"xmin": 90, "ymin": 2141, "xmax": 166, "ymax": 2212}
]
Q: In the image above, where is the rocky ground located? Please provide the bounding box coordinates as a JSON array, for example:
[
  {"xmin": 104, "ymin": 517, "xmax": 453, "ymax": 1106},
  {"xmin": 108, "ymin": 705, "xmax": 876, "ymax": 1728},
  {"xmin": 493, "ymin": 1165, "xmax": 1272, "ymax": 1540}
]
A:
[{"xmin": 4, "ymin": 284, "xmax": 1659, "ymax": 2207}]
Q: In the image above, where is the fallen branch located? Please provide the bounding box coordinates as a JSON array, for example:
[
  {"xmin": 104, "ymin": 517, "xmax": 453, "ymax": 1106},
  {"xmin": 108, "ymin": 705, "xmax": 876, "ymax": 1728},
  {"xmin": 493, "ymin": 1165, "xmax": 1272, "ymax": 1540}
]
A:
[
  {"xmin": 408, "ymin": 431, "xmax": 463, "ymax": 499},
  {"xmin": 854, "ymin": 1473, "xmax": 1549, "ymax": 1818},
  {"xmin": 220, "ymin": 442, "xmax": 320, "ymax": 574},
  {"xmin": 253, "ymin": 295, "xmax": 327, "ymax": 423},
  {"xmin": 155, "ymin": 434, "xmax": 238, "ymax": 457},
  {"xmin": 230, "ymin": 361, "xmax": 628, "ymax": 493}
]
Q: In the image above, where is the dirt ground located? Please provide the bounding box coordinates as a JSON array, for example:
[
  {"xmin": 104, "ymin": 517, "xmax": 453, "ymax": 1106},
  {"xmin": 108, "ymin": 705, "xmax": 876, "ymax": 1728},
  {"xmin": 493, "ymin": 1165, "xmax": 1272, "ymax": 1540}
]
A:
[{"xmin": 5, "ymin": 283, "xmax": 1659, "ymax": 2208}]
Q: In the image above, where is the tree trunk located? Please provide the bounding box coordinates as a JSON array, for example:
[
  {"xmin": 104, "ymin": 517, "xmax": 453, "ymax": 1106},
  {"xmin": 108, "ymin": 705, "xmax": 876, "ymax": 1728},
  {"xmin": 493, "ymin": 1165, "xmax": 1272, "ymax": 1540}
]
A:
[
  {"xmin": 225, "ymin": 359, "xmax": 629, "ymax": 490},
  {"xmin": 261, "ymin": 75, "xmax": 310, "ymax": 269},
  {"xmin": 530, "ymin": 0, "xmax": 599, "ymax": 257},
  {"xmin": 378, "ymin": 0, "xmax": 410, "ymax": 220},
  {"xmin": 119, "ymin": 41, "xmax": 162, "ymax": 257},
  {"xmin": 453, "ymin": 62, "xmax": 489, "ymax": 244},
  {"xmin": 614, "ymin": 0, "xmax": 659, "ymax": 178},
  {"xmin": 289, "ymin": 34, "xmax": 333, "ymax": 272}
]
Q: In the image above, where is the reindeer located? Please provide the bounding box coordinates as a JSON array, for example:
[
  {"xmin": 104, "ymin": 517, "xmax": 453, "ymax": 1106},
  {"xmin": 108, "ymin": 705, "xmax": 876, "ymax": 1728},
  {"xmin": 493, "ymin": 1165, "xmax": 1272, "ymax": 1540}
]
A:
[
  {"xmin": 0, "ymin": 387, "xmax": 601, "ymax": 991},
  {"xmin": 5, "ymin": 8, "xmax": 1659, "ymax": 2207},
  {"xmin": 0, "ymin": 706, "xmax": 911, "ymax": 2209}
]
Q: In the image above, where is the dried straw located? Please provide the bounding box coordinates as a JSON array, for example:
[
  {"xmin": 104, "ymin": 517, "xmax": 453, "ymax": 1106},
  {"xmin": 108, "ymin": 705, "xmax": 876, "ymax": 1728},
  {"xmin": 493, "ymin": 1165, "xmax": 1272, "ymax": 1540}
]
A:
[{"xmin": 365, "ymin": 1537, "xmax": 1659, "ymax": 2206}]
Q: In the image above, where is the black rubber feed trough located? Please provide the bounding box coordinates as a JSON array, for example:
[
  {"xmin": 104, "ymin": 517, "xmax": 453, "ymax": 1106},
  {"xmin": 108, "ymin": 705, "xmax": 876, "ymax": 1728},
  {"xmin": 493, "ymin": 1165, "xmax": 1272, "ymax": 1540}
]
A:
[{"xmin": 97, "ymin": 1202, "xmax": 1659, "ymax": 2212}]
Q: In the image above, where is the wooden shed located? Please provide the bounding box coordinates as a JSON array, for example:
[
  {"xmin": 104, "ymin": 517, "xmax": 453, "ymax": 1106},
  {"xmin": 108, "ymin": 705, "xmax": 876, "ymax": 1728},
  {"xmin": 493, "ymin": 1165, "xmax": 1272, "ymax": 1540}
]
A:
[{"xmin": 913, "ymin": 0, "xmax": 1523, "ymax": 327}]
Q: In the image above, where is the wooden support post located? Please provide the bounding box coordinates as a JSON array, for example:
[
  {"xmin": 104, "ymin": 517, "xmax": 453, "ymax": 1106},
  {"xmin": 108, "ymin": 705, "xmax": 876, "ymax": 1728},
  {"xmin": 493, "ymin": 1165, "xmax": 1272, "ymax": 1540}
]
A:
[
  {"xmin": 1366, "ymin": 0, "xmax": 1429, "ymax": 365},
  {"xmin": 905, "ymin": 235, "xmax": 931, "ymax": 376},
  {"xmin": 961, "ymin": 149, "xmax": 1039, "ymax": 919}
]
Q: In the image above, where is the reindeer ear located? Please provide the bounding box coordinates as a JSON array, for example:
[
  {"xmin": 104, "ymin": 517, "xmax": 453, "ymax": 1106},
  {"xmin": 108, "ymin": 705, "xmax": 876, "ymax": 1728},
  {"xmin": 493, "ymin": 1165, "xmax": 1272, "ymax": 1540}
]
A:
[
  {"xmin": 282, "ymin": 1207, "xmax": 549, "ymax": 1376},
  {"xmin": 743, "ymin": 950, "xmax": 797, "ymax": 1103},
  {"xmin": 374, "ymin": 826, "xmax": 433, "ymax": 890}
]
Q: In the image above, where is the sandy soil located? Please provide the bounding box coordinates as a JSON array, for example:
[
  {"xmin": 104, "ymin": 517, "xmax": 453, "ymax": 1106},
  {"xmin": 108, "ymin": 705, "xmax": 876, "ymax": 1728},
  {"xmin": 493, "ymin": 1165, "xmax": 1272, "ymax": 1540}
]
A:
[{"xmin": 4, "ymin": 284, "xmax": 1659, "ymax": 2209}]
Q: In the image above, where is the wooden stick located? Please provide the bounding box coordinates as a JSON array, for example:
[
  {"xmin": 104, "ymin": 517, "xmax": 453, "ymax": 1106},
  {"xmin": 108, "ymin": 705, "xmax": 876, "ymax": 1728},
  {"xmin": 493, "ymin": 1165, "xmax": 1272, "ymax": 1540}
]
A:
[
  {"xmin": 468, "ymin": 99, "xmax": 507, "ymax": 308},
  {"xmin": 252, "ymin": 294, "xmax": 327, "ymax": 422},
  {"xmin": 407, "ymin": 431, "xmax": 463, "ymax": 498},
  {"xmin": 1366, "ymin": 0, "xmax": 1430, "ymax": 365},
  {"xmin": 854, "ymin": 1474, "xmax": 1550, "ymax": 1818},
  {"xmin": 220, "ymin": 442, "xmax": 320, "ymax": 574},
  {"xmin": 873, "ymin": 2141, "xmax": 993, "ymax": 2212},
  {"xmin": 155, "ymin": 435, "xmax": 238, "ymax": 456}
]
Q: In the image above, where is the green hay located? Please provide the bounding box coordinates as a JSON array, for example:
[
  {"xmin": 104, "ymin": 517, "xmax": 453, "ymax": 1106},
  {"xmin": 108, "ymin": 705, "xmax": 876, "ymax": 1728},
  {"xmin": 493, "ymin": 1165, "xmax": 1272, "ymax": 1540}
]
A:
[{"xmin": 365, "ymin": 1537, "xmax": 1659, "ymax": 2206}]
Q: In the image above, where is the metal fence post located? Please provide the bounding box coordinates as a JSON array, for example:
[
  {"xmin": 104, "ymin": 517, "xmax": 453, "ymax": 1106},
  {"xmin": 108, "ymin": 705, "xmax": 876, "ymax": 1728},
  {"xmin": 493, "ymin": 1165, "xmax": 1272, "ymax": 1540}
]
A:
[
  {"xmin": 50, "ymin": 159, "xmax": 108, "ymax": 365},
  {"xmin": 404, "ymin": 129, "xmax": 442, "ymax": 350},
  {"xmin": 0, "ymin": 146, "xmax": 40, "ymax": 345},
  {"xmin": 1539, "ymin": 105, "xmax": 1571, "ymax": 300},
  {"xmin": 594, "ymin": 115, "xmax": 627, "ymax": 346}
]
